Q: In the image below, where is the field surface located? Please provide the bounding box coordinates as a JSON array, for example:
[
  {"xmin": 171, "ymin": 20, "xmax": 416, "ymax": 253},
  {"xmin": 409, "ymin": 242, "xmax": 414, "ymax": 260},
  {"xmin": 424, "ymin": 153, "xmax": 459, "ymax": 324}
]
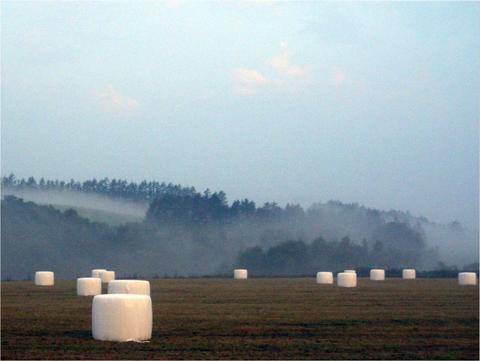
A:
[{"xmin": 1, "ymin": 278, "xmax": 478, "ymax": 360}]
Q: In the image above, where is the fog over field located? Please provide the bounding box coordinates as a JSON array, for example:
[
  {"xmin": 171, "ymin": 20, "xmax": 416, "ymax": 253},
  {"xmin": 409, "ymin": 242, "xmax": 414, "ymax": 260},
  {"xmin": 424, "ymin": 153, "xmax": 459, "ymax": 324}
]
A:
[{"xmin": 2, "ymin": 187, "xmax": 147, "ymax": 219}]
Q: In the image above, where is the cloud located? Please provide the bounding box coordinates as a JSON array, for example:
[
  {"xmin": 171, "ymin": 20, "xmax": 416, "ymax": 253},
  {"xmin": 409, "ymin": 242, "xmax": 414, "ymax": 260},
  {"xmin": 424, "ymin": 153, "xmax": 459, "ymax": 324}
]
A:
[
  {"xmin": 332, "ymin": 68, "xmax": 347, "ymax": 87},
  {"xmin": 232, "ymin": 0, "xmax": 276, "ymax": 8},
  {"xmin": 267, "ymin": 50, "xmax": 307, "ymax": 78},
  {"xmin": 97, "ymin": 85, "xmax": 139, "ymax": 113},
  {"xmin": 246, "ymin": 0, "xmax": 275, "ymax": 6},
  {"xmin": 231, "ymin": 68, "xmax": 267, "ymax": 96},
  {"xmin": 231, "ymin": 44, "xmax": 310, "ymax": 96},
  {"xmin": 267, "ymin": 46, "xmax": 309, "ymax": 91}
]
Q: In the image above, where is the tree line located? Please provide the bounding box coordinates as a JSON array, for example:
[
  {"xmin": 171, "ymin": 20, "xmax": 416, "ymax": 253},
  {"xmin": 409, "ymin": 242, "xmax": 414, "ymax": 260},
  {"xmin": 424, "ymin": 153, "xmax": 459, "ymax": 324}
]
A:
[
  {"xmin": 236, "ymin": 225, "xmax": 429, "ymax": 276},
  {"xmin": 1, "ymin": 174, "xmax": 197, "ymax": 203},
  {"xmin": 0, "ymin": 173, "xmax": 426, "ymax": 225}
]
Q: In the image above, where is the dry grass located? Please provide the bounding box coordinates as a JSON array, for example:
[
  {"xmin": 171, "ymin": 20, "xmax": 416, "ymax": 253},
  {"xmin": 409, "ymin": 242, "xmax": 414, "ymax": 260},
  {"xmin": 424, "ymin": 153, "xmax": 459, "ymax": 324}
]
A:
[{"xmin": 1, "ymin": 278, "xmax": 478, "ymax": 359}]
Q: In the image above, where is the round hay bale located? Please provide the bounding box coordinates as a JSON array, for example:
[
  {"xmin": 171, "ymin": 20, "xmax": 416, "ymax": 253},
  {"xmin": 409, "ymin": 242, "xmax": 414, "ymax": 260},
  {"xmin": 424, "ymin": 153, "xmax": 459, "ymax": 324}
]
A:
[
  {"xmin": 100, "ymin": 271, "xmax": 115, "ymax": 284},
  {"xmin": 402, "ymin": 269, "xmax": 416, "ymax": 279},
  {"xmin": 92, "ymin": 294, "xmax": 152, "ymax": 342},
  {"xmin": 108, "ymin": 280, "xmax": 150, "ymax": 296},
  {"xmin": 370, "ymin": 269, "xmax": 385, "ymax": 281},
  {"xmin": 91, "ymin": 269, "xmax": 107, "ymax": 278},
  {"xmin": 316, "ymin": 272, "xmax": 333, "ymax": 284},
  {"xmin": 234, "ymin": 269, "xmax": 248, "ymax": 279},
  {"xmin": 458, "ymin": 272, "xmax": 477, "ymax": 286},
  {"xmin": 77, "ymin": 277, "xmax": 102, "ymax": 296},
  {"xmin": 344, "ymin": 270, "xmax": 356, "ymax": 274},
  {"xmin": 35, "ymin": 271, "xmax": 54, "ymax": 286},
  {"xmin": 337, "ymin": 272, "xmax": 357, "ymax": 287}
]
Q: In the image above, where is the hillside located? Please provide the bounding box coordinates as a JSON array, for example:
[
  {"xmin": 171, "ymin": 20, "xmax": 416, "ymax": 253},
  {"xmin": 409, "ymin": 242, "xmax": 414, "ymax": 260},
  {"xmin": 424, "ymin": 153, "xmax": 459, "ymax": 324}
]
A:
[
  {"xmin": 1, "ymin": 175, "xmax": 478, "ymax": 280},
  {"xmin": 0, "ymin": 195, "xmax": 463, "ymax": 281},
  {"xmin": 1, "ymin": 196, "xmax": 114, "ymax": 280}
]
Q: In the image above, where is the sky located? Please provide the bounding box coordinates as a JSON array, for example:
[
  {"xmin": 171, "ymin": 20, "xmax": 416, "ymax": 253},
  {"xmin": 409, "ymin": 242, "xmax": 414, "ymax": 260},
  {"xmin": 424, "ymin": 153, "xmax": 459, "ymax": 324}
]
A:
[{"xmin": 1, "ymin": 1, "xmax": 479, "ymax": 230}]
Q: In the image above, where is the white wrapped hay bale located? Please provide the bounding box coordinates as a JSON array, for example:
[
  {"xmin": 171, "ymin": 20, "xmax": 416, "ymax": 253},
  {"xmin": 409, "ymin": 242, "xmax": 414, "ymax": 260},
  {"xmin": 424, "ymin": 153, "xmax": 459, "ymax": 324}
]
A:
[
  {"xmin": 91, "ymin": 269, "xmax": 107, "ymax": 278},
  {"xmin": 92, "ymin": 294, "xmax": 152, "ymax": 342},
  {"xmin": 316, "ymin": 272, "xmax": 333, "ymax": 284},
  {"xmin": 35, "ymin": 271, "xmax": 54, "ymax": 286},
  {"xmin": 370, "ymin": 269, "xmax": 385, "ymax": 281},
  {"xmin": 458, "ymin": 272, "xmax": 477, "ymax": 286},
  {"xmin": 344, "ymin": 270, "xmax": 356, "ymax": 274},
  {"xmin": 337, "ymin": 272, "xmax": 357, "ymax": 287},
  {"xmin": 402, "ymin": 269, "xmax": 416, "ymax": 279},
  {"xmin": 234, "ymin": 269, "xmax": 248, "ymax": 279},
  {"xmin": 100, "ymin": 271, "xmax": 115, "ymax": 283},
  {"xmin": 77, "ymin": 277, "xmax": 102, "ymax": 296},
  {"xmin": 108, "ymin": 280, "xmax": 150, "ymax": 296}
]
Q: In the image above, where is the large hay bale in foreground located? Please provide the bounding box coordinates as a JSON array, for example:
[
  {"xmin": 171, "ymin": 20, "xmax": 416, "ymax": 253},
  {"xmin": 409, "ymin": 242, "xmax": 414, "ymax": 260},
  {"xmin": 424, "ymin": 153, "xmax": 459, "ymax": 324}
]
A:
[
  {"xmin": 316, "ymin": 272, "xmax": 333, "ymax": 284},
  {"xmin": 100, "ymin": 271, "xmax": 115, "ymax": 284},
  {"xmin": 35, "ymin": 271, "xmax": 54, "ymax": 286},
  {"xmin": 402, "ymin": 269, "xmax": 416, "ymax": 279},
  {"xmin": 337, "ymin": 272, "xmax": 357, "ymax": 287},
  {"xmin": 458, "ymin": 272, "xmax": 477, "ymax": 286},
  {"xmin": 91, "ymin": 269, "xmax": 107, "ymax": 278},
  {"xmin": 77, "ymin": 277, "xmax": 102, "ymax": 296},
  {"xmin": 108, "ymin": 280, "xmax": 150, "ymax": 296},
  {"xmin": 234, "ymin": 269, "xmax": 248, "ymax": 279},
  {"xmin": 92, "ymin": 294, "xmax": 152, "ymax": 342},
  {"xmin": 370, "ymin": 269, "xmax": 385, "ymax": 281}
]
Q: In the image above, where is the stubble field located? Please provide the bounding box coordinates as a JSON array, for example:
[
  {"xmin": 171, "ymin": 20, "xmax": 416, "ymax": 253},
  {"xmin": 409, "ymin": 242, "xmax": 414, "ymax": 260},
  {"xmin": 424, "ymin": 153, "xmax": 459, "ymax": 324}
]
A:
[{"xmin": 1, "ymin": 278, "xmax": 478, "ymax": 360}]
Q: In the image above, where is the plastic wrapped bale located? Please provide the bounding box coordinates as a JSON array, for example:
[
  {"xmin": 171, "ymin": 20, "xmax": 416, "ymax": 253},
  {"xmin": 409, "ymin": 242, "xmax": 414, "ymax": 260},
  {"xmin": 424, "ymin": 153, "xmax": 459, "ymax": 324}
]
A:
[
  {"xmin": 35, "ymin": 271, "xmax": 54, "ymax": 286},
  {"xmin": 100, "ymin": 271, "xmax": 115, "ymax": 284},
  {"xmin": 77, "ymin": 277, "xmax": 102, "ymax": 296},
  {"xmin": 91, "ymin": 269, "xmax": 107, "ymax": 278},
  {"xmin": 458, "ymin": 272, "xmax": 477, "ymax": 286},
  {"xmin": 316, "ymin": 272, "xmax": 334, "ymax": 284},
  {"xmin": 92, "ymin": 294, "xmax": 152, "ymax": 342},
  {"xmin": 108, "ymin": 280, "xmax": 150, "ymax": 296},
  {"xmin": 234, "ymin": 269, "xmax": 248, "ymax": 279},
  {"xmin": 337, "ymin": 272, "xmax": 357, "ymax": 287},
  {"xmin": 370, "ymin": 269, "xmax": 385, "ymax": 281},
  {"xmin": 402, "ymin": 269, "xmax": 416, "ymax": 279},
  {"xmin": 344, "ymin": 270, "xmax": 356, "ymax": 274}
]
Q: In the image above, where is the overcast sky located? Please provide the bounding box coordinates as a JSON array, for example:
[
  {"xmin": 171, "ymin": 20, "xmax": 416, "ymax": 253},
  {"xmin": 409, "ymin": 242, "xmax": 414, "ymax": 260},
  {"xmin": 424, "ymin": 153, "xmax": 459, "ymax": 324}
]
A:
[{"xmin": 2, "ymin": 1, "xmax": 479, "ymax": 229}]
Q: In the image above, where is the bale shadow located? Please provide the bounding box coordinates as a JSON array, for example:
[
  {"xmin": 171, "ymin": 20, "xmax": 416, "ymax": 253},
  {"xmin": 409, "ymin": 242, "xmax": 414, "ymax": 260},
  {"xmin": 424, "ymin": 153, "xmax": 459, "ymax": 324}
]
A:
[{"xmin": 65, "ymin": 330, "xmax": 92, "ymax": 340}]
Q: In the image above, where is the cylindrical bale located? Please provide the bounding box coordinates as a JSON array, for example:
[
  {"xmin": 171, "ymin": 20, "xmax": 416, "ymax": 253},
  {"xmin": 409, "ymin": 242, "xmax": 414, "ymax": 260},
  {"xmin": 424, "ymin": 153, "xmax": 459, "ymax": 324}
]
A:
[
  {"xmin": 92, "ymin": 294, "xmax": 152, "ymax": 342},
  {"xmin": 370, "ymin": 269, "xmax": 385, "ymax": 281},
  {"xmin": 77, "ymin": 277, "xmax": 102, "ymax": 296},
  {"xmin": 108, "ymin": 280, "xmax": 150, "ymax": 296},
  {"xmin": 35, "ymin": 271, "xmax": 54, "ymax": 286},
  {"xmin": 234, "ymin": 269, "xmax": 248, "ymax": 279},
  {"xmin": 337, "ymin": 272, "xmax": 357, "ymax": 287},
  {"xmin": 91, "ymin": 269, "xmax": 107, "ymax": 278},
  {"xmin": 316, "ymin": 272, "xmax": 333, "ymax": 284},
  {"xmin": 344, "ymin": 270, "xmax": 356, "ymax": 274},
  {"xmin": 402, "ymin": 269, "xmax": 416, "ymax": 279},
  {"xmin": 100, "ymin": 271, "xmax": 115, "ymax": 283},
  {"xmin": 458, "ymin": 272, "xmax": 477, "ymax": 286}
]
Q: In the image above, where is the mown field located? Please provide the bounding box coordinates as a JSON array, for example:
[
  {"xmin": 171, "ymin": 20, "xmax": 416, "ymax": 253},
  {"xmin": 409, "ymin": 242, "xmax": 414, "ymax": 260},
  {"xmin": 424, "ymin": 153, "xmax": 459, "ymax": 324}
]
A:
[{"xmin": 1, "ymin": 278, "xmax": 478, "ymax": 360}]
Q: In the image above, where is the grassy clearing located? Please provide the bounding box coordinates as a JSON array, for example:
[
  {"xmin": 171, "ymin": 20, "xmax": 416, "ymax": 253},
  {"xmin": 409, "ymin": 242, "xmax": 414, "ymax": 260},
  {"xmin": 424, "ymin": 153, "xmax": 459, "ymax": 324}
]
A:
[{"xmin": 1, "ymin": 278, "xmax": 478, "ymax": 359}]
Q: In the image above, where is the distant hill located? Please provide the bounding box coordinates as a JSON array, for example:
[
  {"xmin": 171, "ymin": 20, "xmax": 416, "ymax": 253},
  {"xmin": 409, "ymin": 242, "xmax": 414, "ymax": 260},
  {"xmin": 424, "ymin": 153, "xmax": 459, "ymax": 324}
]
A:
[
  {"xmin": 1, "ymin": 196, "xmax": 114, "ymax": 280},
  {"xmin": 1, "ymin": 174, "xmax": 478, "ymax": 279}
]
